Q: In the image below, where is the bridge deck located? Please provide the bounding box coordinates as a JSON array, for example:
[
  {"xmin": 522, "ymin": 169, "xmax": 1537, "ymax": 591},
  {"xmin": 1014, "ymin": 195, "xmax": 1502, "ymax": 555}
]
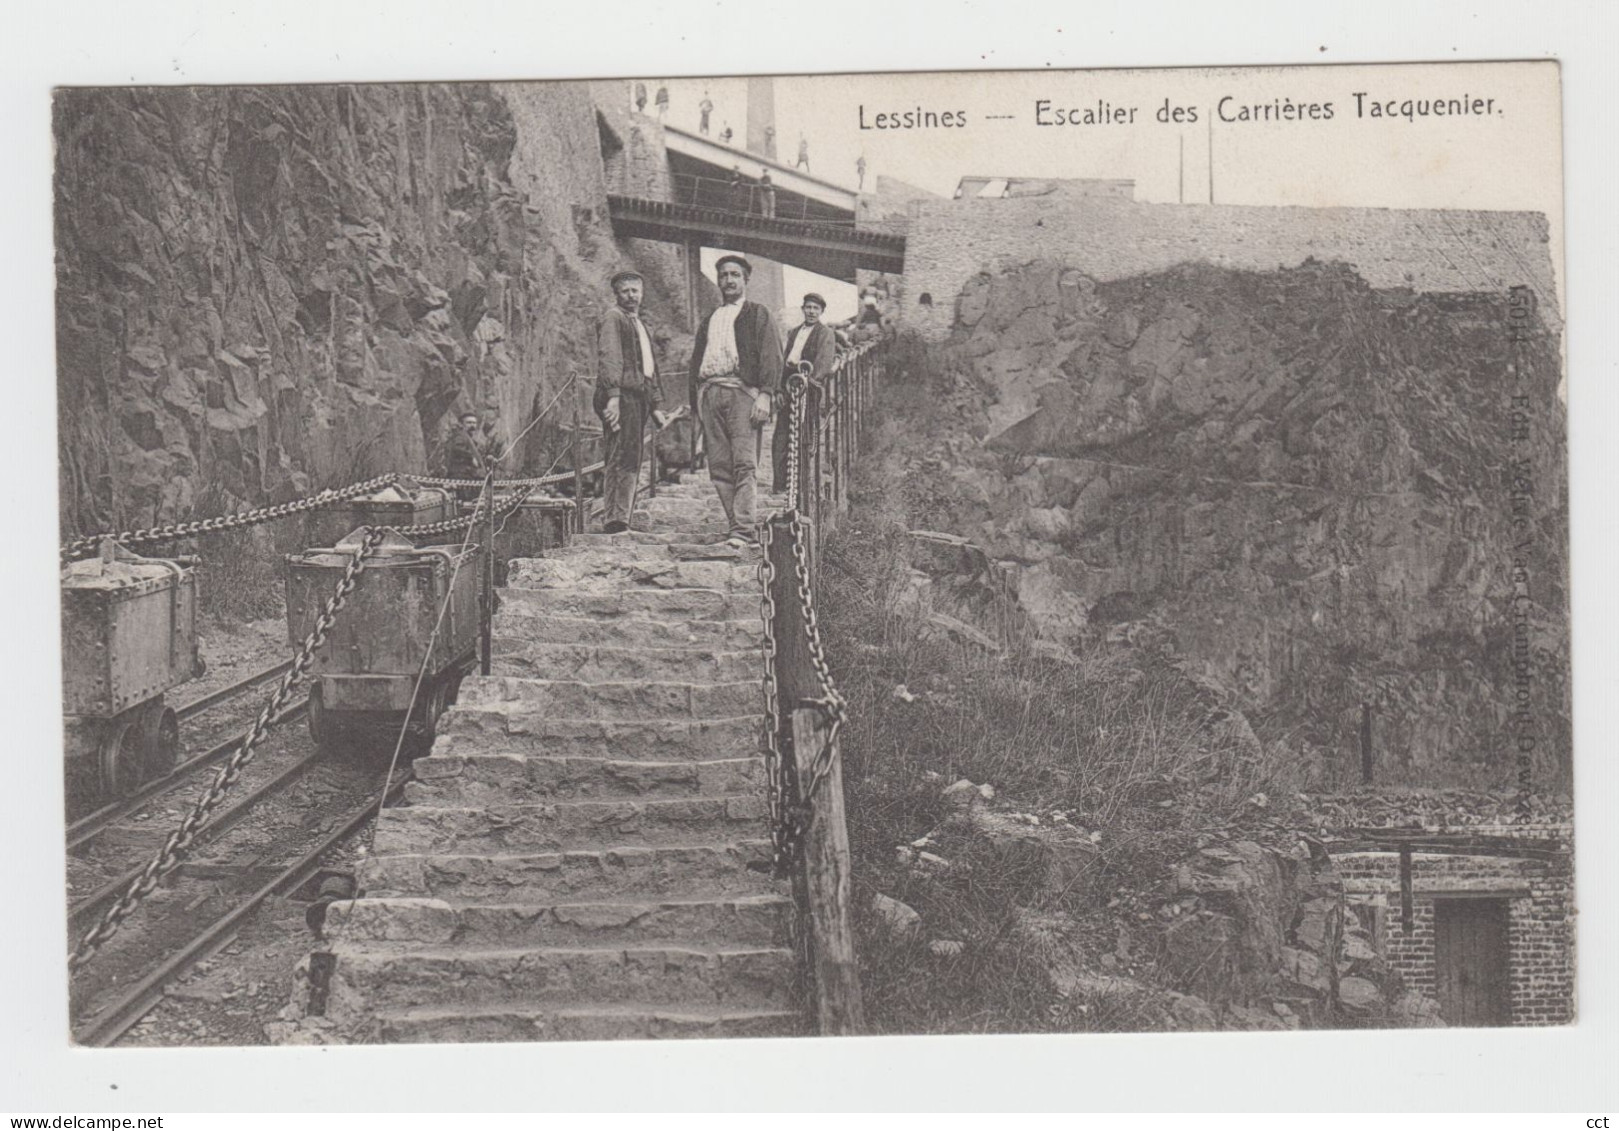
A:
[{"xmin": 607, "ymin": 195, "xmax": 905, "ymax": 281}]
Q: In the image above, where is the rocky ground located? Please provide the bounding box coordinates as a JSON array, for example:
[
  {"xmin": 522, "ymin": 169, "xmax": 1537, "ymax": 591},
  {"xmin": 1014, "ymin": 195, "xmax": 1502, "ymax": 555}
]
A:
[
  {"xmin": 817, "ymin": 418, "xmax": 1447, "ymax": 1037},
  {"xmin": 890, "ymin": 260, "xmax": 1570, "ymax": 793}
]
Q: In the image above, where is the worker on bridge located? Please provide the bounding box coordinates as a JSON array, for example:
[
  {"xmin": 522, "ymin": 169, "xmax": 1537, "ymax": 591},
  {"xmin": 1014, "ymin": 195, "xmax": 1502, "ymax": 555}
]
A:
[
  {"xmin": 595, "ymin": 270, "xmax": 671, "ymax": 535},
  {"xmin": 772, "ymin": 292, "xmax": 835, "ymax": 499},
  {"xmin": 690, "ymin": 255, "xmax": 782, "ymax": 546}
]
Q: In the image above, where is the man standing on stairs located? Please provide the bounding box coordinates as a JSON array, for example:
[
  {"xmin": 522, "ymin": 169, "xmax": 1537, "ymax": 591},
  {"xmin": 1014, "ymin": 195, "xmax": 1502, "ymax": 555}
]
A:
[
  {"xmin": 772, "ymin": 292, "xmax": 835, "ymax": 500},
  {"xmin": 595, "ymin": 270, "xmax": 670, "ymax": 535},
  {"xmin": 689, "ymin": 254, "xmax": 782, "ymax": 547}
]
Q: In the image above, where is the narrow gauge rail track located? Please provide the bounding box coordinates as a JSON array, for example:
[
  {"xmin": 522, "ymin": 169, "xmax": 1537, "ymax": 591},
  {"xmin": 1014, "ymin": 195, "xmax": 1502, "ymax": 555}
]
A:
[
  {"xmin": 71, "ymin": 774, "xmax": 404, "ymax": 1047},
  {"xmin": 67, "ymin": 660, "xmax": 306, "ymax": 851},
  {"xmin": 67, "ymin": 735, "xmax": 324, "ymax": 934},
  {"xmin": 175, "ymin": 660, "xmax": 294, "ymax": 723}
]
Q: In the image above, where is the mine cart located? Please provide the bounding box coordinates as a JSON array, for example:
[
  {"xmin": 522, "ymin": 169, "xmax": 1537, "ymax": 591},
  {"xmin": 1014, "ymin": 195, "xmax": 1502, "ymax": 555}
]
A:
[
  {"xmin": 61, "ymin": 541, "xmax": 204, "ymax": 803},
  {"xmin": 311, "ymin": 479, "xmax": 457, "ymax": 549},
  {"xmin": 285, "ymin": 530, "xmax": 482, "ymax": 757}
]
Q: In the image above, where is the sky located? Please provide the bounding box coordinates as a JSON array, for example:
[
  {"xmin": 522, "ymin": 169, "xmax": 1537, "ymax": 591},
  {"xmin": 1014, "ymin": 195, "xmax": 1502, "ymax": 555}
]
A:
[{"xmin": 621, "ymin": 62, "xmax": 1565, "ymax": 317}]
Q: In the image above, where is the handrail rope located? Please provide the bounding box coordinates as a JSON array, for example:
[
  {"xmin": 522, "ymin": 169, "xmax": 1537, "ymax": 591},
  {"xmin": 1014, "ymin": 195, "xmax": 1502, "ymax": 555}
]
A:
[{"xmin": 367, "ymin": 474, "xmax": 495, "ymax": 852}]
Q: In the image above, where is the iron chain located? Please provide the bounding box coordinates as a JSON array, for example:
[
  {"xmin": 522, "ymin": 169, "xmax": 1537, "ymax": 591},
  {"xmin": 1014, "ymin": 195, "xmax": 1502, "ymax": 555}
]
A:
[
  {"xmin": 61, "ymin": 474, "xmax": 400, "ymax": 562},
  {"xmin": 756, "ymin": 366, "xmax": 850, "ymax": 873},
  {"xmin": 68, "ymin": 526, "xmax": 390, "ymax": 970},
  {"xmin": 415, "ymin": 463, "xmax": 605, "ymax": 490},
  {"xmin": 389, "ymin": 486, "xmax": 534, "ymax": 538}
]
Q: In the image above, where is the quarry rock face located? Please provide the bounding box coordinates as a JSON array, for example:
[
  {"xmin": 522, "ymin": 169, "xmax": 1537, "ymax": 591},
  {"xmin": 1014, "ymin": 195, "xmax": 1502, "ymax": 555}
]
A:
[
  {"xmin": 919, "ymin": 259, "xmax": 1569, "ymax": 788},
  {"xmin": 54, "ymin": 83, "xmax": 683, "ymax": 536}
]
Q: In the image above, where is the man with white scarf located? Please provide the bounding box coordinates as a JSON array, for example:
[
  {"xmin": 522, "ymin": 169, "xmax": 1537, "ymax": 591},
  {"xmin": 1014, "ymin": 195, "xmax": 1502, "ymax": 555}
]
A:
[{"xmin": 688, "ymin": 255, "xmax": 784, "ymax": 546}]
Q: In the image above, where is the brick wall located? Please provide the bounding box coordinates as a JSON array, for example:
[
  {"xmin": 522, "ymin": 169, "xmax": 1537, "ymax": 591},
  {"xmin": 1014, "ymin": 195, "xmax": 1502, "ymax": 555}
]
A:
[
  {"xmin": 1332, "ymin": 822, "xmax": 1574, "ymax": 1026},
  {"xmin": 900, "ymin": 195, "xmax": 1558, "ymax": 340}
]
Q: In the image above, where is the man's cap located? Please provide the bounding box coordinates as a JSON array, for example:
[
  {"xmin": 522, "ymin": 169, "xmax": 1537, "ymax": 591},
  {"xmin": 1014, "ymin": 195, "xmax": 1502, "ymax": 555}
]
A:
[
  {"xmin": 715, "ymin": 254, "xmax": 752, "ymax": 278},
  {"xmin": 802, "ymin": 292, "xmax": 827, "ymax": 309},
  {"xmin": 609, "ymin": 270, "xmax": 644, "ymax": 289}
]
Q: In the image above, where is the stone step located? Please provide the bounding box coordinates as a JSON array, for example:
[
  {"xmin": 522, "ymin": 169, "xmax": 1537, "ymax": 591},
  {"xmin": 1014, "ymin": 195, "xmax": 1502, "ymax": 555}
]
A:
[
  {"xmin": 546, "ymin": 540, "xmax": 752, "ymax": 564},
  {"xmin": 373, "ymin": 796, "xmax": 769, "ymax": 854},
  {"xmin": 494, "ymin": 641, "xmax": 758, "ymax": 684},
  {"xmin": 506, "ymin": 556, "xmax": 757, "ymax": 594},
  {"xmin": 493, "ymin": 610, "xmax": 761, "ymax": 649},
  {"xmin": 326, "ymin": 894, "xmax": 794, "ymax": 949},
  {"xmin": 572, "ymin": 530, "xmax": 729, "ymax": 548},
  {"xmin": 407, "ymin": 753, "xmax": 764, "ymax": 805},
  {"xmin": 434, "ymin": 710, "xmax": 764, "ymax": 761},
  {"xmin": 362, "ymin": 843, "xmax": 780, "ymax": 902},
  {"xmin": 458, "ymin": 676, "xmax": 758, "ymax": 719},
  {"xmin": 371, "ymin": 1003, "xmax": 801, "ymax": 1044},
  {"xmin": 329, "ymin": 943, "xmax": 796, "ymax": 1012},
  {"xmin": 498, "ymin": 585, "xmax": 757, "ymax": 622},
  {"xmin": 630, "ymin": 516, "xmax": 729, "ymax": 535},
  {"xmin": 636, "ymin": 496, "xmax": 727, "ymax": 516}
]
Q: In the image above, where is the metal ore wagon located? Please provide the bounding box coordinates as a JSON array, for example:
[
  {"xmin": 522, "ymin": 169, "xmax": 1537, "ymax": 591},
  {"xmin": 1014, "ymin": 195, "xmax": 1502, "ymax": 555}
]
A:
[
  {"xmin": 61, "ymin": 543, "xmax": 204, "ymax": 804},
  {"xmin": 285, "ymin": 529, "xmax": 482, "ymax": 757},
  {"xmin": 309, "ymin": 479, "xmax": 458, "ymax": 549}
]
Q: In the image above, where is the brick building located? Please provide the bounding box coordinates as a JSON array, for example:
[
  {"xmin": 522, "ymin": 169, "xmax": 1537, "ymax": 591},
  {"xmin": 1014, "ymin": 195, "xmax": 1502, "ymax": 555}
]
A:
[{"xmin": 1330, "ymin": 823, "xmax": 1574, "ymax": 1027}]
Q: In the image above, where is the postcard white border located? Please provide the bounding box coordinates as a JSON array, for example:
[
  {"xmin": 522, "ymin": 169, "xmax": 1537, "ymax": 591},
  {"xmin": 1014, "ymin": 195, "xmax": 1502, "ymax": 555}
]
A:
[{"xmin": 4, "ymin": 0, "xmax": 1614, "ymax": 1113}]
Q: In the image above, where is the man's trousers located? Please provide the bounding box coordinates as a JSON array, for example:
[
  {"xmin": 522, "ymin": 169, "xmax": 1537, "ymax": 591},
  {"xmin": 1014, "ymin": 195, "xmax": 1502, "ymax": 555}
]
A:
[
  {"xmin": 597, "ymin": 390, "xmax": 648, "ymax": 529},
  {"xmin": 697, "ymin": 382, "xmax": 761, "ymax": 539}
]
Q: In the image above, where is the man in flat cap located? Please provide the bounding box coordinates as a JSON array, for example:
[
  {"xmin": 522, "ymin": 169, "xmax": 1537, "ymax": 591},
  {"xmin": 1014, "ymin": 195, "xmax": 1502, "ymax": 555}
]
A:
[
  {"xmin": 772, "ymin": 292, "xmax": 837, "ymax": 501},
  {"xmin": 689, "ymin": 254, "xmax": 783, "ymax": 545},
  {"xmin": 595, "ymin": 269, "xmax": 670, "ymax": 534}
]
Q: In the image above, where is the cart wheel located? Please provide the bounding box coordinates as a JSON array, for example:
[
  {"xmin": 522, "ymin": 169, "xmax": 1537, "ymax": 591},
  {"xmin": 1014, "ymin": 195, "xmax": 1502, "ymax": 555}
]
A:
[
  {"xmin": 306, "ymin": 683, "xmax": 325, "ymax": 745},
  {"xmin": 410, "ymin": 679, "xmax": 451, "ymax": 749},
  {"xmin": 141, "ymin": 705, "xmax": 179, "ymax": 778},
  {"xmin": 97, "ymin": 717, "xmax": 143, "ymax": 801}
]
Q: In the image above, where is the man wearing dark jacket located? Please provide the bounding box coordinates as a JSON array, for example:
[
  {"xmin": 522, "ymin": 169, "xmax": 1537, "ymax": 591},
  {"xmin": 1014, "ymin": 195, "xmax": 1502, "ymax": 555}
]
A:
[
  {"xmin": 444, "ymin": 411, "xmax": 487, "ymax": 501},
  {"xmin": 689, "ymin": 254, "xmax": 783, "ymax": 545},
  {"xmin": 595, "ymin": 270, "xmax": 669, "ymax": 534},
  {"xmin": 772, "ymin": 292, "xmax": 836, "ymax": 500}
]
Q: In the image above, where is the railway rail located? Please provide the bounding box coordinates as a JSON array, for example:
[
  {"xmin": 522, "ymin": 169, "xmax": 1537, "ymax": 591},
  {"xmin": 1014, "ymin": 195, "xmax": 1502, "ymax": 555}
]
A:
[
  {"xmin": 71, "ymin": 772, "xmax": 403, "ymax": 1047},
  {"xmin": 67, "ymin": 662, "xmax": 305, "ymax": 850}
]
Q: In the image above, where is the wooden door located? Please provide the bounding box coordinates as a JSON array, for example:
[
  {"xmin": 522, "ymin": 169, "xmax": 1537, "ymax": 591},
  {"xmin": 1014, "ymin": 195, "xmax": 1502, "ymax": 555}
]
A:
[{"xmin": 1433, "ymin": 898, "xmax": 1511, "ymax": 1027}]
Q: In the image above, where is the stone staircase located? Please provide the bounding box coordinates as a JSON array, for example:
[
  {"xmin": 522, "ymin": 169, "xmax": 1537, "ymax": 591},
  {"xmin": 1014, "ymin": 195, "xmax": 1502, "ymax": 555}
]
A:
[{"xmin": 305, "ymin": 472, "xmax": 804, "ymax": 1043}]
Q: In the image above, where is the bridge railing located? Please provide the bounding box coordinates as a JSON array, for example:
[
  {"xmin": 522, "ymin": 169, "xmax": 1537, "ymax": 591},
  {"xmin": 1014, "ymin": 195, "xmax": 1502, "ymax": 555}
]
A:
[
  {"xmin": 758, "ymin": 337, "xmax": 885, "ymax": 1036},
  {"xmin": 668, "ymin": 172, "xmax": 859, "ymax": 227}
]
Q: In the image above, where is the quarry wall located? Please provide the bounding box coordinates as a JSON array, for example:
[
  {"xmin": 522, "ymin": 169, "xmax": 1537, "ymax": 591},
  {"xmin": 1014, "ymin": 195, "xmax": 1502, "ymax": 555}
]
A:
[{"xmin": 53, "ymin": 81, "xmax": 672, "ymax": 536}]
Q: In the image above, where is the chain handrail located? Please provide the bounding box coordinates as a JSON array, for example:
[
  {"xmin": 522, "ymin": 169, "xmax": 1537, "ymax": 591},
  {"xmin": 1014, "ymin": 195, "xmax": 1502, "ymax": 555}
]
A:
[
  {"xmin": 68, "ymin": 526, "xmax": 390, "ymax": 969},
  {"xmin": 413, "ymin": 463, "xmax": 606, "ymax": 490},
  {"xmin": 385, "ymin": 486, "xmax": 535, "ymax": 539},
  {"xmin": 758, "ymin": 346, "xmax": 875, "ymax": 872},
  {"xmin": 60, "ymin": 473, "xmax": 401, "ymax": 562}
]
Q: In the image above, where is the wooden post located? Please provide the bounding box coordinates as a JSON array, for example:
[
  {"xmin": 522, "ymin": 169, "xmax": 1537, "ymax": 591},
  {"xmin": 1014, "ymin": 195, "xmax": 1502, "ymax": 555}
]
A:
[
  {"xmin": 1399, "ymin": 843, "xmax": 1414, "ymax": 933},
  {"xmin": 480, "ymin": 480, "xmax": 495, "ymax": 676},
  {"xmin": 766, "ymin": 513, "xmax": 862, "ymax": 1035},
  {"xmin": 791, "ymin": 706, "xmax": 865, "ymax": 1036},
  {"xmin": 1360, "ymin": 701, "xmax": 1374, "ymax": 785},
  {"xmin": 571, "ymin": 405, "xmax": 584, "ymax": 534}
]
